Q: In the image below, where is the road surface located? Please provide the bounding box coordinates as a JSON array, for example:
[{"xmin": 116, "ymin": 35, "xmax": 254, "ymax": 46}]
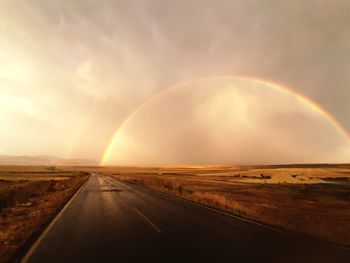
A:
[{"xmin": 23, "ymin": 173, "xmax": 350, "ymax": 263}]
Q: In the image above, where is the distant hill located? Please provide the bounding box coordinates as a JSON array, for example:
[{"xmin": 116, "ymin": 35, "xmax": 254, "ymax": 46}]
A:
[{"xmin": 0, "ymin": 155, "xmax": 98, "ymax": 166}]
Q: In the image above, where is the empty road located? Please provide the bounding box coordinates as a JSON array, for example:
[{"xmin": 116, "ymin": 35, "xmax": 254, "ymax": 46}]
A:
[{"xmin": 23, "ymin": 174, "xmax": 350, "ymax": 263}]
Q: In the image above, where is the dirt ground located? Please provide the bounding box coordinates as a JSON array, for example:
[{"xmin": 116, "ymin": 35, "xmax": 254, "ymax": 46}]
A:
[
  {"xmin": 0, "ymin": 166, "xmax": 87, "ymax": 263},
  {"xmin": 1, "ymin": 164, "xmax": 349, "ymax": 262},
  {"xmin": 98, "ymin": 164, "xmax": 350, "ymax": 247}
]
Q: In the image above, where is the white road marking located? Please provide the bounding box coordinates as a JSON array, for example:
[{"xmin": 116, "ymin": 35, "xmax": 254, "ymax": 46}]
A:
[
  {"xmin": 113, "ymin": 177, "xmax": 290, "ymax": 236},
  {"xmin": 133, "ymin": 207, "xmax": 162, "ymax": 233},
  {"xmin": 20, "ymin": 175, "xmax": 91, "ymax": 263}
]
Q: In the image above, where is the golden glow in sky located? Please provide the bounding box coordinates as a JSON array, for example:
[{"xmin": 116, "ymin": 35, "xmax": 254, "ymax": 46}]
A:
[
  {"xmin": 1, "ymin": 1, "xmax": 349, "ymax": 164},
  {"xmin": 102, "ymin": 76, "xmax": 350, "ymax": 165}
]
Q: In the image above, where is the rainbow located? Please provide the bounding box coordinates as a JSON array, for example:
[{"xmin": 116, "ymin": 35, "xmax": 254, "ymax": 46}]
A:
[{"xmin": 101, "ymin": 75, "xmax": 350, "ymax": 165}]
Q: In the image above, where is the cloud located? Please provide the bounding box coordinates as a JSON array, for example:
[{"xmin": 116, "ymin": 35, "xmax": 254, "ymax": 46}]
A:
[
  {"xmin": 0, "ymin": 0, "xmax": 349, "ymax": 161},
  {"xmin": 103, "ymin": 77, "xmax": 350, "ymax": 165}
]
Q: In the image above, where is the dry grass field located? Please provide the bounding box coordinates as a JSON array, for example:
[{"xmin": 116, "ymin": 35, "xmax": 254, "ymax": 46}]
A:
[
  {"xmin": 1, "ymin": 164, "xmax": 349, "ymax": 262},
  {"xmin": 99, "ymin": 164, "xmax": 350, "ymax": 247},
  {"xmin": 0, "ymin": 166, "xmax": 88, "ymax": 262}
]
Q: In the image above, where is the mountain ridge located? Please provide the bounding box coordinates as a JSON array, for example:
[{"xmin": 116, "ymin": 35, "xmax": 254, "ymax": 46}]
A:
[{"xmin": 0, "ymin": 155, "xmax": 98, "ymax": 166}]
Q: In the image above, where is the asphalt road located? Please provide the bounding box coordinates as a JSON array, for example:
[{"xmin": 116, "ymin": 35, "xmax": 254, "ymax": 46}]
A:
[{"xmin": 23, "ymin": 173, "xmax": 350, "ymax": 263}]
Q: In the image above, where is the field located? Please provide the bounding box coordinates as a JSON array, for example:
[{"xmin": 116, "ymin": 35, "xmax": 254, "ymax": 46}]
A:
[
  {"xmin": 1, "ymin": 164, "xmax": 349, "ymax": 262},
  {"xmin": 97, "ymin": 164, "xmax": 350, "ymax": 246},
  {"xmin": 0, "ymin": 166, "xmax": 88, "ymax": 262}
]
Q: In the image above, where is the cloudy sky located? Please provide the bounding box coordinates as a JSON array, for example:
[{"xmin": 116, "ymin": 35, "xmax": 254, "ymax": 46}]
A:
[{"xmin": 1, "ymin": 0, "xmax": 349, "ymax": 164}]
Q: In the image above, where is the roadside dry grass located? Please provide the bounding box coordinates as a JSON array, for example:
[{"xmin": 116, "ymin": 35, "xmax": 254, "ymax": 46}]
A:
[
  {"xmin": 0, "ymin": 166, "xmax": 87, "ymax": 263},
  {"xmin": 101, "ymin": 164, "xmax": 350, "ymax": 247}
]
